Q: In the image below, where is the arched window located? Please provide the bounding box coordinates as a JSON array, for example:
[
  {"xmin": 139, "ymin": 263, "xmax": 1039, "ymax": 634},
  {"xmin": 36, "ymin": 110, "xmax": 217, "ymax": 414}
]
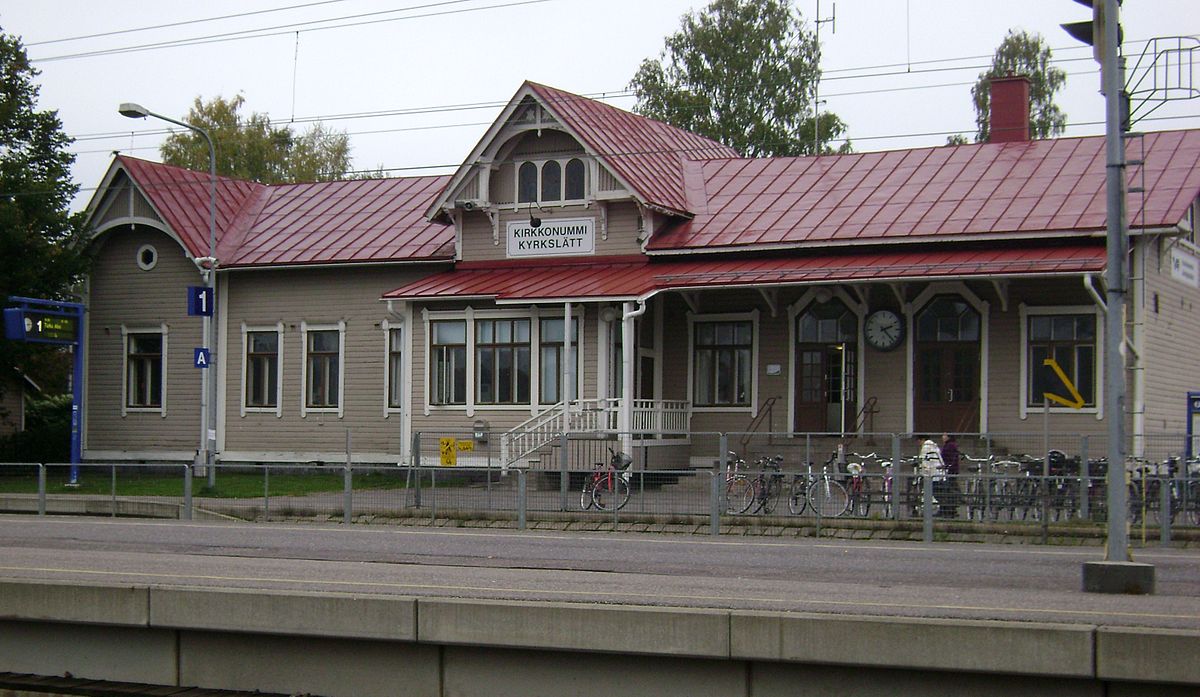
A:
[
  {"xmin": 916, "ymin": 296, "xmax": 979, "ymax": 342},
  {"xmin": 541, "ymin": 160, "xmax": 561, "ymax": 202},
  {"xmin": 517, "ymin": 162, "xmax": 537, "ymax": 203},
  {"xmin": 565, "ymin": 158, "xmax": 586, "ymax": 200}
]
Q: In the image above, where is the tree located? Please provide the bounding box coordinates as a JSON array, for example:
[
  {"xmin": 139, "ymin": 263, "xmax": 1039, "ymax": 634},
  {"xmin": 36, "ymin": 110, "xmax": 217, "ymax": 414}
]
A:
[
  {"xmin": 0, "ymin": 30, "xmax": 90, "ymax": 388},
  {"xmin": 972, "ymin": 29, "xmax": 1067, "ymax": 142},
  {"xmin": 159, "ymin": 95, "xmax": 358, "ymax": 183},
  {"xmin": 630, "ymin": 0, "xmax": 849, "ymax": 157}
]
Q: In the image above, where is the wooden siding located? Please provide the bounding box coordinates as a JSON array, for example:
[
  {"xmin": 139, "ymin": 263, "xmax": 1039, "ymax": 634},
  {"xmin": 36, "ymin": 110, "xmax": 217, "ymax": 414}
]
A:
[
  {"xmin": 221, "ymin": 265, "xmax": 436, "ymax": 460},
  {"xmin": 91, "ymin": 173, "xmax": 163, "ymax": 231},
  {"xmin": 1140, "ymin": 239, "xmax": 1200, "ymax": 434},
  {"xmin": 85, "ymin": 227, "xmax": 202, "ymax": 454},
  {"xmin": 459, "ymin": 201, "xmax": 644, "ymax": 263}
]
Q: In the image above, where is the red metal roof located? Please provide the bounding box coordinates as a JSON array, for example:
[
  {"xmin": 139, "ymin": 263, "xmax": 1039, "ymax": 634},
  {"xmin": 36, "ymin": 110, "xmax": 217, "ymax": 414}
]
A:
[
  {"xmin": 648, "ymin": 129, "xmax": 1200, "ymax": 252},
  {"xmin": 114, "ymin": 156, "xmax": 455, "ymax": 267},
  {"xmin": 383, "ymin": 245, "xmax": 1107, "ymax": 302},
  {"xmin": 116, "ymin": 156, "xmax": 262, "ymax": 260},
  {"xmin": 528, "ymin": 82, "xmax": 739, "ymax": 215}
]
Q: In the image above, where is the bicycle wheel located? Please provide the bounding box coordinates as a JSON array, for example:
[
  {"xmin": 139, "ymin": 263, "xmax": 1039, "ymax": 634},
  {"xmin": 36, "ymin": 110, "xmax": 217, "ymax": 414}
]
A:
[
  {"xmin": 579, "ymin": 477, "xmax": 594, "ymax": 510},
  {"xmin": 850, "ymin": 479, "xmax": 870, "ymax": 517},
  {"xmin": 809, "ymin": 477, "xmax": 849, "ymax": 517},
  {"xmin": 788, "ymin": 477, "xmax": 809, "ymax": 515},
  {"xmin": 1187, "ymin": 481, "xmax": 1200, "ymax": 527},
  {"xmin": 592, "ymin": 475, "xmax": 630, "ymax": 511},
  {"xmin": 725, "ymin": 477, "xmax": 754, "ymax": 514},
  {"xmin": 761, "ymin": 477, "xmax": 783, "ymax": 514}
]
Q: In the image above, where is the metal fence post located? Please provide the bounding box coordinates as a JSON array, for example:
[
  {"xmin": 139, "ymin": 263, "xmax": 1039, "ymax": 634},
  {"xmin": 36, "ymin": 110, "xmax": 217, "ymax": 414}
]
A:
[
  {"xmin": 713, "ymin": 434, "xmax": 728, "ymax": 536},
  {"xmin": 1161, "ymin": 471, "xmax": 1172, "ymax": 546},
  {"xmin": 517, "ymin": 468, "xmax": 527, "ymax": 530},
  {"xmin": 110, "ymin": 464, "xmax": 117, "ymax": 518},
  {"xmin": 559, "ymin": 432, "xmax": 569, "ymax": 512},
  {"xmin": 412, "ymin": 432, "xmax": 422, "ymax": 508},
  {"xmin": 344, "ymin": 430, "xmax": 353, "ymax": 525},
  {"xmin": 892, "ymin": 434, "xmax": 902, "ymax": 522},
  {"xmin": 37, "ymin": 463, "xmax": 46, "ymax": 516},
  {"xmin": 183, "ymin": 464, "xmax": 193, "ymax": 521},
  {"xmin": 264, "ymin": 464, "xmax": 270, "ymax": 520},
  {"xmin": 923, "ymin": 468, "xmax": 934, "ymax": 543},
  {"xmin": 1080, "ymin": 436, "xmax": 1089, "ymax": 520}
]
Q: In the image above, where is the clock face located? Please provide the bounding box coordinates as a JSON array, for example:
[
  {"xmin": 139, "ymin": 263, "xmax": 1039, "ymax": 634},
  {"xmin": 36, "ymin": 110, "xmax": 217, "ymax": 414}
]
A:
[{"xmin": 864, "ymin": 310, "xmax": 904, "ymax": 351}]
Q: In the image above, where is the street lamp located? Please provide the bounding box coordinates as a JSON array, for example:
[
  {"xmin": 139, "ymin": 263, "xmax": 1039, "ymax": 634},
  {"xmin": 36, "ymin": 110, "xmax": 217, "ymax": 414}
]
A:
[{"xmin": 120, "ymin": 102, "xmax": 218, "ymax": 487}]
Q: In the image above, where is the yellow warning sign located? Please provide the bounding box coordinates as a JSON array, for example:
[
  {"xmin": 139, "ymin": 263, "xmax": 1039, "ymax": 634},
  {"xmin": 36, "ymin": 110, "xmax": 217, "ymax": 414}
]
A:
[
  {"xmin": 1042, "ymin": 358, "xmax": 1086, "ymax": 409},
  {"xmin": 439, "ymin": 437, "xmax": 457, "ymax": 466},
  {"xmin": 456, "ymin": 439, "xmax": 474, "ymax": 453}
]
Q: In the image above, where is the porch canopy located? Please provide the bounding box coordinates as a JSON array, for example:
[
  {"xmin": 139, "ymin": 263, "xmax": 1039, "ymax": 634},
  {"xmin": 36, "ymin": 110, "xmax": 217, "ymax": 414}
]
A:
[{"xmin": 381, "ymin": 244, "xmax": 1107, "ymax": 303}]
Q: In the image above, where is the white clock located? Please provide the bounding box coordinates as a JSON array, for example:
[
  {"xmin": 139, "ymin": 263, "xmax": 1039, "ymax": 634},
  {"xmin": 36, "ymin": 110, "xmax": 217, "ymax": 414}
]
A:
[{"xmin": 864, "ymin": 310, "xmax": 904, "ymax": 352}]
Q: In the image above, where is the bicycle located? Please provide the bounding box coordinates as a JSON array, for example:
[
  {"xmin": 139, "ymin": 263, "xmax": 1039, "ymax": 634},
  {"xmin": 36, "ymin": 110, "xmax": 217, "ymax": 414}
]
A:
[
  {"xmin": 746, "ymin": 456, "xmax": 785, "ymax": 514},
  {"xmin": 579, "ymin": 447, "xmax": 633, "ymax": 511},
  {"xmin": 722, "ymin": 451, "xmax": 755, "ymax": 514},
  {"xmin": 845, "ymin": 452, "xmax": 880, "ymax": 517},
  {"xmin": 788, "ymin": 459, "xmax": 849, "ymax": 517}
]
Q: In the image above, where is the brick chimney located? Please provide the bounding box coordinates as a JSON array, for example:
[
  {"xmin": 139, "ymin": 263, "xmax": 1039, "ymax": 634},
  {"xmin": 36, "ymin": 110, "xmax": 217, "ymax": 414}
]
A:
[{"xmin": 989, "ymin": 75, "xmax": 1031, "ymax": 143}]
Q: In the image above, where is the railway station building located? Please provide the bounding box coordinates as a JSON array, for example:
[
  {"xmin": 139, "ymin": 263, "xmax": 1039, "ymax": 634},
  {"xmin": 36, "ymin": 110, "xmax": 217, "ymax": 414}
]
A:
[{"xmin": 79, "ymin": 79, "xmax": 1200, "ymax": 469}]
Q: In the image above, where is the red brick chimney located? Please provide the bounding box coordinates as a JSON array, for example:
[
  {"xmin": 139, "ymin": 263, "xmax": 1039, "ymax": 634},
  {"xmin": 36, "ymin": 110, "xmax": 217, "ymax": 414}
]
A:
[{"xmin": 989, "ymin": 75, "xmax": 1031, "ymax": 143}]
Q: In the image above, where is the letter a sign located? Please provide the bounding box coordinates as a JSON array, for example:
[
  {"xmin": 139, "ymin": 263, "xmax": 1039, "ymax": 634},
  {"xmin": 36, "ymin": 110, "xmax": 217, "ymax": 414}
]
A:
[{"xmin": 194, "ymin": 348, "xmax": 211, "ymax": 369}]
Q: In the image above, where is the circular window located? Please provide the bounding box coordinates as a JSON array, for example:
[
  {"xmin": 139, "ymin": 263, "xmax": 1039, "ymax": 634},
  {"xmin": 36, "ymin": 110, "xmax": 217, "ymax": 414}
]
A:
[{"xmin": 136, "ymin": 244, "xmax": 158, "ymax": 271}]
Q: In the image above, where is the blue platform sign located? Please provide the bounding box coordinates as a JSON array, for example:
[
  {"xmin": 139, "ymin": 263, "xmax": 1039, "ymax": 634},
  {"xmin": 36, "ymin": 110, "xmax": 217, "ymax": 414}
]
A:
[
  {"xmin": 188, "ymin": 286, "xmax": 213, "ymax": 317},
  {"xmin": 5, "ymin": 297, "xmax": 85, "ymax": 483},
  {"xmin": 194, "ymin": 348, "xmax": 211, "ymax": 369},
  {"xmin": 1189, "ymin": 391, "xmax": 1200, "ymax": 459}
]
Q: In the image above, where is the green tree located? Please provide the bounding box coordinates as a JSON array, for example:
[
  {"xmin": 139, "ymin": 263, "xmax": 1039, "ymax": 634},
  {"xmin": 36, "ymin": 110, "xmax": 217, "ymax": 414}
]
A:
[
  {"xmin": 630, "ymin": 0, "xmax": 849, "ymax": 157},
  {"xmin": 0, "ymin": 30, "xmax": 90, "ymax": 387},
  {"xmin": 972, "ymin": 29, "xmax": 1067, "ymax": 142},
  {"xmin": 159, "ymin": 95, "xmax": 357, "ymax": 183}
]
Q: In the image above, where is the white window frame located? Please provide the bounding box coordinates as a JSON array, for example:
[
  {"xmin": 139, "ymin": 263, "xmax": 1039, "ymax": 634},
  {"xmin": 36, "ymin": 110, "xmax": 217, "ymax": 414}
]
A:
[
  {"xmin": 240, "ymin": 322, "xmax": 283, "ymax": 418},
  {"xmin": 1019, "ymin": 304, "xmax": 1104, "ymax": 420},
  {"xmin": 300, "ymin": 320, "xmax": 345, "ymax": 418},
  {"xmin": 383, "ymin": 318, "xmax": 406, "ymax": 417},
  {"xmin": 687, "ymin": 310, "xmax": 759, "ymax": 414},
  {"xmin": 121, "ymin": 323, "xmax": 168, "ymax": 418},
  {"xmin": 515, "ymin": 157, "xmax": 590, "ymax": 206},
  {"xmin": 422, "ymin": 306, "xmax": 585, "ymax": 417}
]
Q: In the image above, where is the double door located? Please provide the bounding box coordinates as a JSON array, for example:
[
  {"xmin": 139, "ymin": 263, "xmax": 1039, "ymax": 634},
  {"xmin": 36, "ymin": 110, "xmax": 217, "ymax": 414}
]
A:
[{"xmin": 794, "ymin": 344, "xmax": 856, "ymax": 433}]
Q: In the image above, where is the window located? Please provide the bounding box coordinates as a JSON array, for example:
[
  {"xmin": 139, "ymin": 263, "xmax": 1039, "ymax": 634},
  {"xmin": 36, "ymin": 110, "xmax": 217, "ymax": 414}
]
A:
[
  {"xmin": 1027, "ymin": 314, "xmax": 1096, "ymax": 408},
  {"xmin": 476, "ymin": 318, "xmax": 531, "ymax": 405},
  {"xmin": 516, "ymin": 158, "xmax": 588, "ymax": 203},
  {"xmin": 917, "ymin": 296, "xmax": 980, "ymax": 341},
  {"xmin": 694, "ymin": 320, "xmax": 753, "ymax": 407},
  {"xmin": 245, "ymin": 330, "xmax": 279, "ymax": 409},
  {"xmin": 126, "ymin": 332, "xmax": 163, "ymax": 409},
  {"xmin": 388, "ymin": 327, "xmax": 403, "ymax": 409},
  {"xmin": 305, "ymin": 329, "xmax": 340, "ymax": 409},
  {"xmin": 540, "ymin": 317, "xmax": 579, "ymax": 404},
  {"xmin": 431, "ymin": 320, "xmax": 467, "ymax": 405},
  {"xmin": 136, "ymin": 244, "xmax": 157, "ymax": 271}
]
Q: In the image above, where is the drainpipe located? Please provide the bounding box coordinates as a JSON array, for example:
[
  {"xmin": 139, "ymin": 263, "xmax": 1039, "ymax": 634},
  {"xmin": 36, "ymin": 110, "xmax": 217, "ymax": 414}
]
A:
[{"xmin": 621, "ymin": 299, "xmax": 648, "ymax": 454}]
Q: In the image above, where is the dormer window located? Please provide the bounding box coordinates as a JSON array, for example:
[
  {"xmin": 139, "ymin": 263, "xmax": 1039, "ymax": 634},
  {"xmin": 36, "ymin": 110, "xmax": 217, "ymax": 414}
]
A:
[{"xmin": 517, "ymin": 157, "xmax": 587, "ymax": 204}]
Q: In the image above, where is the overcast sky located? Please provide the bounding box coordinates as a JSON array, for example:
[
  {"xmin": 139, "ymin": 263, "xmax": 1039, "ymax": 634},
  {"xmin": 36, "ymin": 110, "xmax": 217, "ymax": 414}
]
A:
[{"xmin": 2, "ymin": 0, "xmax": 1198, "ymax": 211}]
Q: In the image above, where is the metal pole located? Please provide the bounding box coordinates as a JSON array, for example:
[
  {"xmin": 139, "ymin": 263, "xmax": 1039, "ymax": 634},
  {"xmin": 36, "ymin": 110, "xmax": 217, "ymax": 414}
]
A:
[
  {"xmin": 183, "ymin": 464, "xmax": 193, "ymax": 521},
  {"xmin": 37, "ymin": 463, "xmax": 46, "ymax": 516},
  {"xmin": 343, "ymin": 429, "xmax": 352, "ymax": 525},
  {"xmin": 1102, "ymin": 0, "xmax": 1130, "ymax": 562},
  {"xmin": 923, "ymin": 468, "xmax": 933, "ymax": 543},
  {"xmin": 517, "ymin": 468, "xmax": 527, "ymax": 530},
  {"xmin": 559, "ymin": 432, "xmax": 569, "ymax": 511},
  {"xmin": 1080, "ymin": 436, "xmax": 1090, "ymax": 520}
]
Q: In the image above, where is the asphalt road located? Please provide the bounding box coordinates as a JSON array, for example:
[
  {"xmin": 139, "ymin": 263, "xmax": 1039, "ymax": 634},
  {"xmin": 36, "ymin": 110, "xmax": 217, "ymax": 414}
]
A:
[{"xmin": 1, "ymin": 515, "xmax": 1197, "ymax": 629}]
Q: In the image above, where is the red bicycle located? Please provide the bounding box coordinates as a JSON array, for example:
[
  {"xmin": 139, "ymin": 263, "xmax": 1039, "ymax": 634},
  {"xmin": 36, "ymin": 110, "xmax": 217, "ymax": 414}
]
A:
[{"xmin": 580, "ymin": 448, "xmax": 633, "ymax": 511}]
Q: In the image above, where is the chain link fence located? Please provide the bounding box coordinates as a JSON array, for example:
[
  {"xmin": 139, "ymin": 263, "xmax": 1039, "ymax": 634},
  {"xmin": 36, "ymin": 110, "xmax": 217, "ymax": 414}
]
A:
[{"xmin": 2, "ymin": 430, "xmax": 1197, "ymax": 544}]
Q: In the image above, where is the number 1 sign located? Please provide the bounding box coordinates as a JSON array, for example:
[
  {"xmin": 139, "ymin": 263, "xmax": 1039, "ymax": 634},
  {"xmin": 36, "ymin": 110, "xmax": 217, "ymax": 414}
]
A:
[{"xmin": 188, "ymin": 286, "xmax": 214, "ymax": 316}]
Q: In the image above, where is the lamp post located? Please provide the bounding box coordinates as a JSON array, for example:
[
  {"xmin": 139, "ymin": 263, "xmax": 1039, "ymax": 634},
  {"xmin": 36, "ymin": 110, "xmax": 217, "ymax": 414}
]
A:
[{"xmin": 119, "ymin": 103, "xmax": 218, "ymax": 486}]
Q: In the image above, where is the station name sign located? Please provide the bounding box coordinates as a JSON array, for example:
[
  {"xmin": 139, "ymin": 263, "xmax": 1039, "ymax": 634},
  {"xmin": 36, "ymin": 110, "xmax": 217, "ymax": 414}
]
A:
[
  {"xmin": 1171, "ymin": 246, "xmax": 1199, "ymax": 289},
  {"xmin": 506, "ymin": 218, "xmax": 595, "ymax": 258}
]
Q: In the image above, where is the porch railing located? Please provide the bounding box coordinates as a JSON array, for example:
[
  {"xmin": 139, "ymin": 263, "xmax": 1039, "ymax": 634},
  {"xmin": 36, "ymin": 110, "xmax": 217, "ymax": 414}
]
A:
[{"xmin": 500, "ymin": 399, "xmax": 691, "ymax": 467}]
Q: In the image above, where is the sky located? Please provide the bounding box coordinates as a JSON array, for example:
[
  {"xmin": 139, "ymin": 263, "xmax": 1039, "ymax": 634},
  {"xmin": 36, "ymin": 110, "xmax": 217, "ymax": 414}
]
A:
[{"xmin": 2, "ymin": 0, "xmax": 1198, "ymax": 211}]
